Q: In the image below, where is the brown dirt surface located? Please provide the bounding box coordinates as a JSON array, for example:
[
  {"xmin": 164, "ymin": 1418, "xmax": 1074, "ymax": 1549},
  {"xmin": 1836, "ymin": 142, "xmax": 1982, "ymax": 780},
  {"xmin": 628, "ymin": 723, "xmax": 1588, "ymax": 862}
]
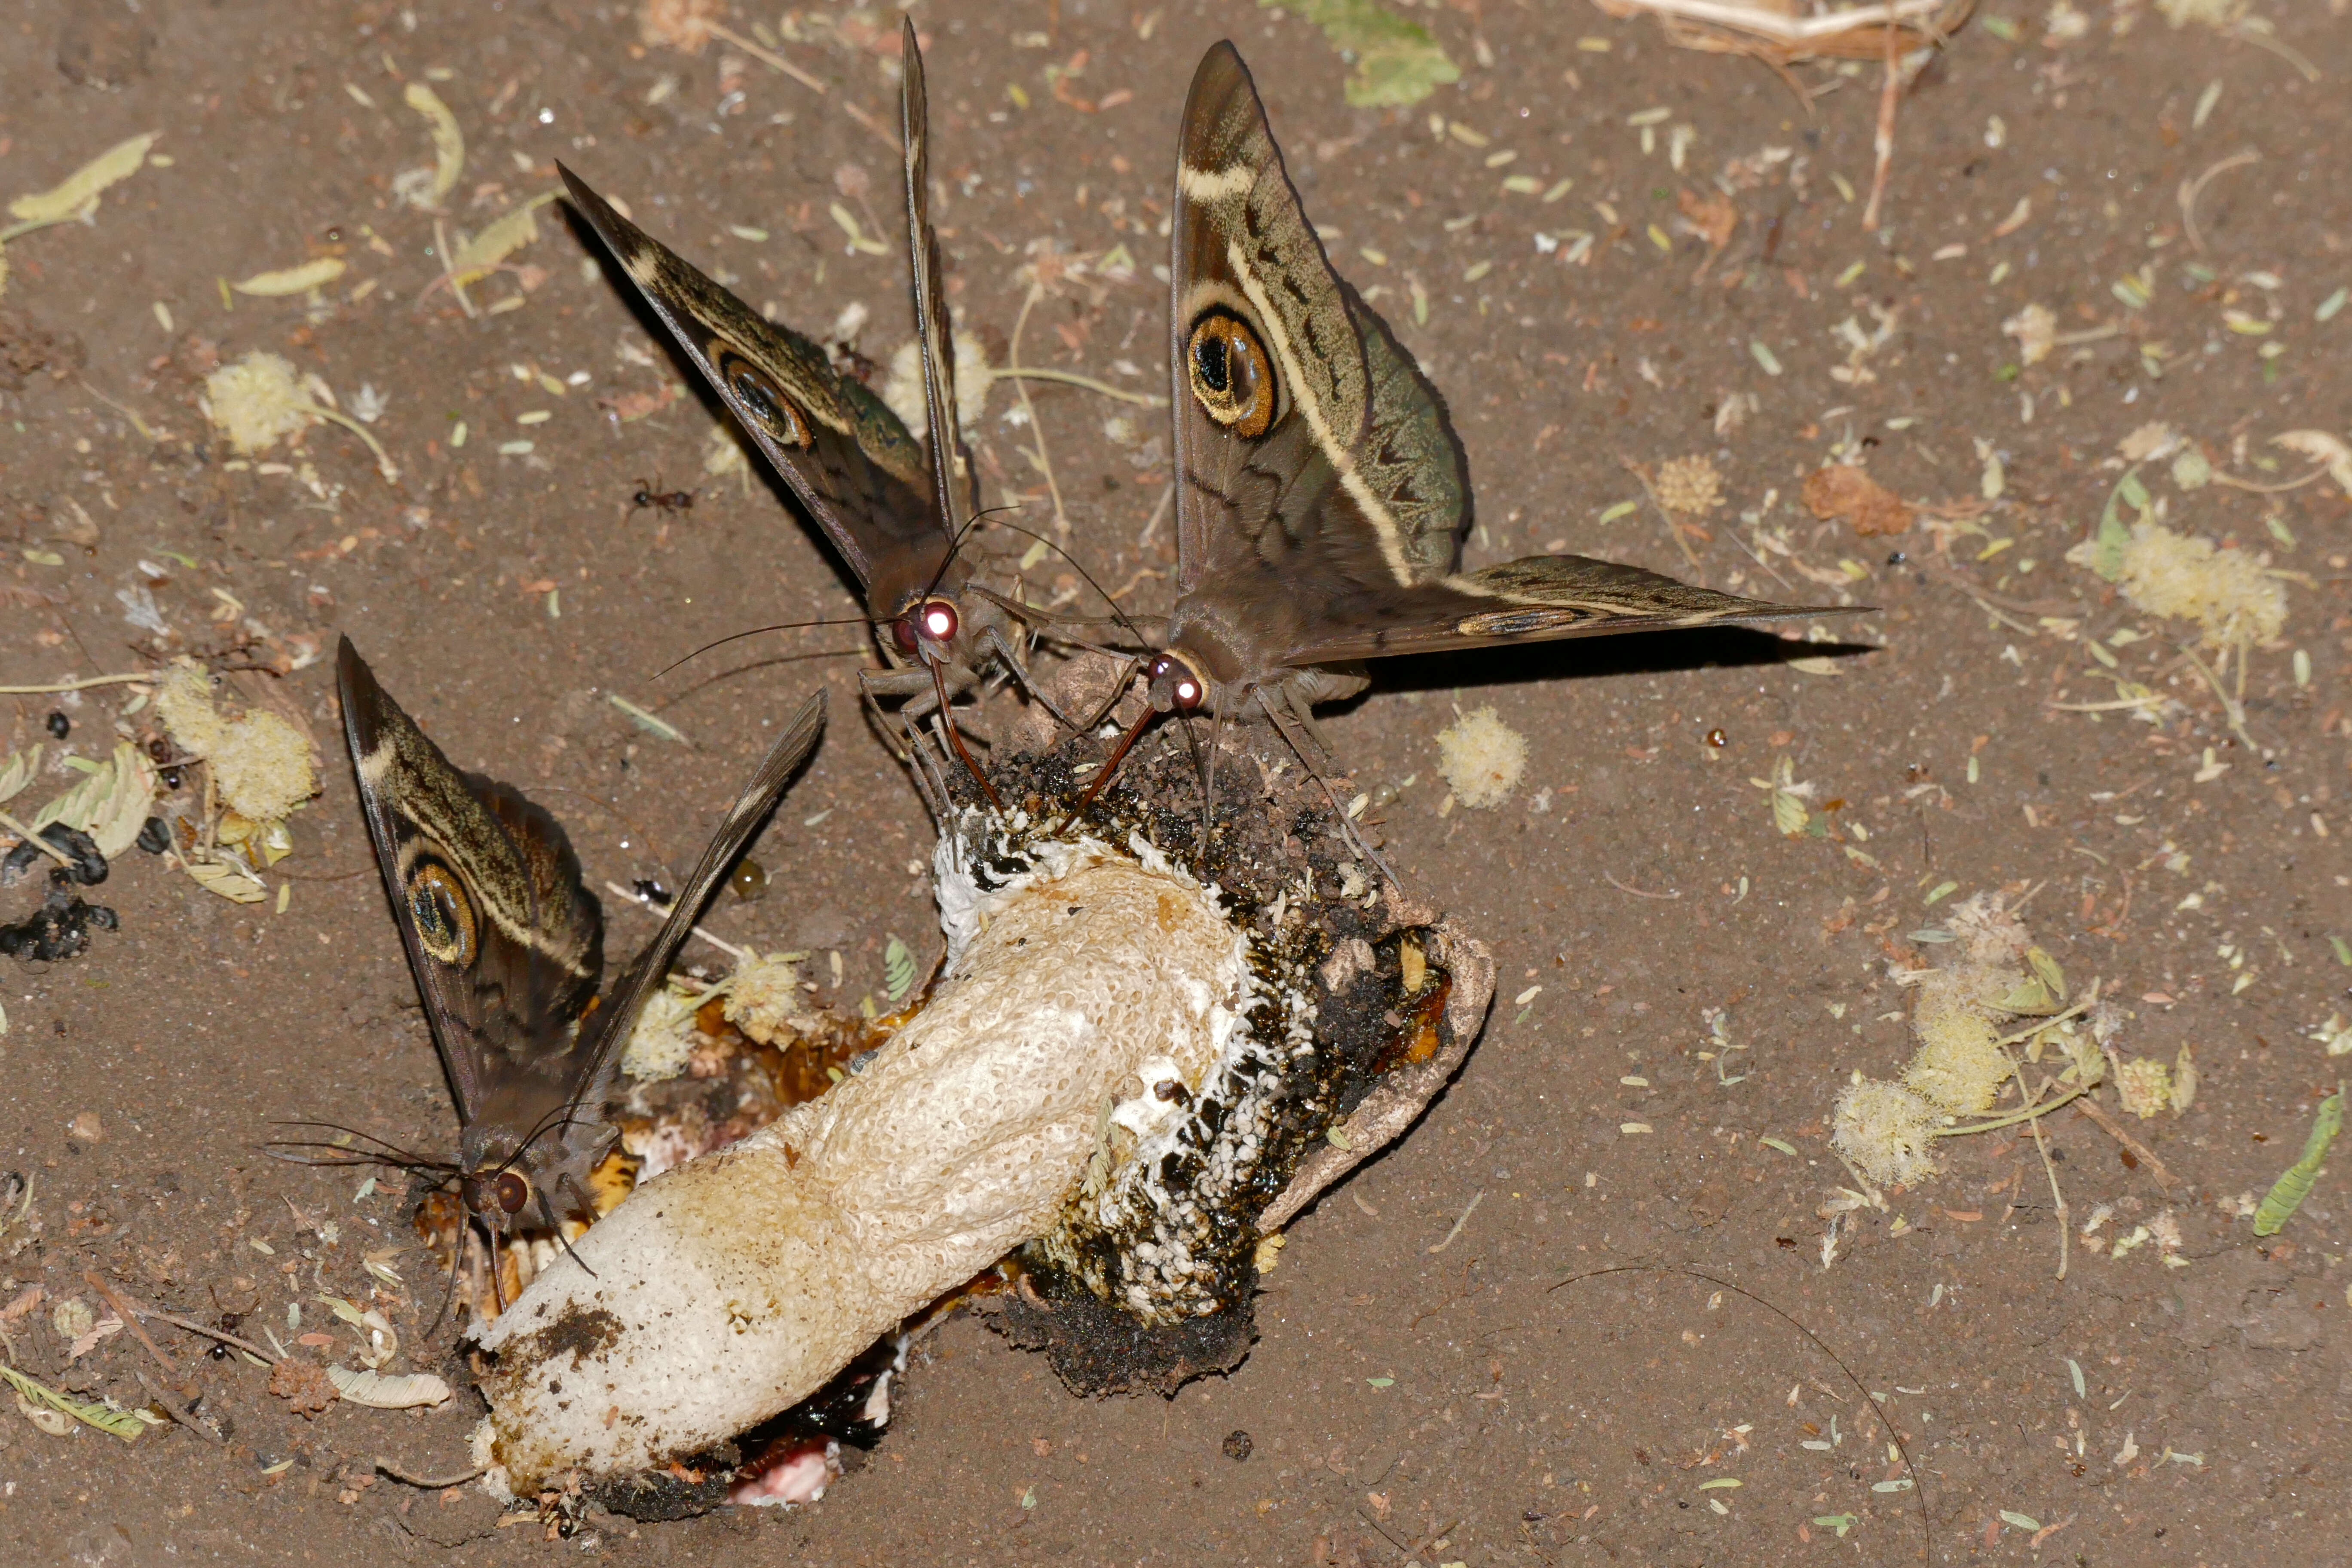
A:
[{"xmin": 2, "ymin": 1, "xmax": 2348, "ymax": 1563}]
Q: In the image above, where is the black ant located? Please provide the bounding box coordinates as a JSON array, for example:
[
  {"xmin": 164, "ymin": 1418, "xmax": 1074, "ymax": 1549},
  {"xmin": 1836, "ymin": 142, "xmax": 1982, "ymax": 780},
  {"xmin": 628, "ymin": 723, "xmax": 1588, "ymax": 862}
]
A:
[{"xmin": 629, "ymin": 475, "xmax": 696, "ymax": 519}]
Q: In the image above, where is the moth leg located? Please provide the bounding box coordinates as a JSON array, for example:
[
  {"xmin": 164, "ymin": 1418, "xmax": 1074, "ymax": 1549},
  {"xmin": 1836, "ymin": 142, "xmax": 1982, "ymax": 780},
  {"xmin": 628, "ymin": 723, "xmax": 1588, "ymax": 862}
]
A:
[
  {"xmin": 1263, "ymin": 698, "xmax": 1398, "ymax": 887},
  {"xmin": 979, "ymin": 623, "xmax": 1084, "ymax": 732},
  {"xmin": 1278, "ymin": 680, "xmax": 1340, "ymax": 761}
]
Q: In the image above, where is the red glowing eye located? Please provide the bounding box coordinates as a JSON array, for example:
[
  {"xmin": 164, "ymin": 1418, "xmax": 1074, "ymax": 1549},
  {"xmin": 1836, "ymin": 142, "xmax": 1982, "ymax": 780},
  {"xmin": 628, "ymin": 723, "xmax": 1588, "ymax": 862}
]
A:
[
  {"xmin": 922, "ymin": 602, "xmax": 958, "ymax": 641},
  {"xmin": 493, "ymin": 1172, "xmax": 530, "ymax": 1215},
  {"xmin": 891, "ymin": 617, "xmax": 920, "ymax": 655},
  {"xmin": 1176, "ymin": 680, "xmax": 1200, "ymax": 706}
]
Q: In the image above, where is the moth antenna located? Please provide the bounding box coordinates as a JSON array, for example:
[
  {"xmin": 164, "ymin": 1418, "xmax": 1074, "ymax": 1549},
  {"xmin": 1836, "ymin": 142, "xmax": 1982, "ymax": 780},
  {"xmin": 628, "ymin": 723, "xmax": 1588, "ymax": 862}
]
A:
[
  {"xmin": 965, "ymin": 514, "xmax": 1153, "ymax": 652},
  {"xmin": 929, "ymin": 657, "xmax": 1005, "ymax": 810},
  {"xmin": 263, "ymin": 1120, "xmax": 454, "ymax": 1172},
  {"xmin": 654, "ymin": 617, "xmax": 875, "ymax": 679},
  {"xmin": 1548, "ymin": 1263, "xmax": 1932, "ymax": 1562},
  {"xmin": 424, "ymin": 1223, "xmax": 468, "ymax": 1338}
]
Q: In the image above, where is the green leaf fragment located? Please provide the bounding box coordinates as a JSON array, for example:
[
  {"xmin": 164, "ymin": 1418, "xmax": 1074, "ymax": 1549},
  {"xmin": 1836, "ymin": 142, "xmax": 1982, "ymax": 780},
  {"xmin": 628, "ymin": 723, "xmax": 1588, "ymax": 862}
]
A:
[
  {"xmin": 0, "ymin": 1362, "xmax": 146, "ymax": 1441},
  {"xmin": 1268, "ymin": 1, "xmax": 1461, "ymax": 109},
  {"xmin": 2253, "ymin": 1087, "xmax": 2343, "ymax": 1237},
  {"xmin": 1760, "ymin": 1136, "xmax": 1799, "ymax": 1157},
  {"xmin": 1923, "ymin": 880, "xmax": 1958, "ymax": 906},
  {"xmin": 883, "ymin": 934, "xmax": 916, "ymax": 1005},
  {"xmin": 1813, "ymin": 1513, "xmax": 1857, "ymax": 1537},
  {"xmin": 1999, "ymin": 1510, "xmax": 2041, "ymax": 1530}
]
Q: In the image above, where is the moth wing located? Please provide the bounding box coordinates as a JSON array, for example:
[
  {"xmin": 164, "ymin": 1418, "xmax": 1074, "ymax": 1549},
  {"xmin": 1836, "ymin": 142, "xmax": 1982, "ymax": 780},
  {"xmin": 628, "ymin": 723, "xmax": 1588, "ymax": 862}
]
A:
[
  {"xmin": 1274, "ymin": 555, "xmax": 1862, "ymax": 666},
  {"xmin": 1166, "ymin": 46, "xmax": 1473, "ymax": 672},
  {"xmin": 336, "ymin": 638, "xmax": 603, "ymax": 1129},
  {"xmin": 559, "ymin": 164, "xmax": 937, "ymax": 595},
  {"xmin": 899, "ymin": 16, "xmax": 978, "ymax": 532},
  {"xmin": 571, "ymin": 691, "xmax": 828, "ymax": 1112}
]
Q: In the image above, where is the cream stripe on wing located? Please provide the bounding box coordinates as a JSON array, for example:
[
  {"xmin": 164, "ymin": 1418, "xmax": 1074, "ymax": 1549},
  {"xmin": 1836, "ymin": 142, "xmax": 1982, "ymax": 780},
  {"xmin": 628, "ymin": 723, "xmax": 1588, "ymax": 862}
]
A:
[
  {"xmin": 1225, "ymin": 241, "xmax": 1413, "ymax": 587},
  {"xmin": 1178, "ymin": 162, "xmax": 1255, "ymax": 202}
]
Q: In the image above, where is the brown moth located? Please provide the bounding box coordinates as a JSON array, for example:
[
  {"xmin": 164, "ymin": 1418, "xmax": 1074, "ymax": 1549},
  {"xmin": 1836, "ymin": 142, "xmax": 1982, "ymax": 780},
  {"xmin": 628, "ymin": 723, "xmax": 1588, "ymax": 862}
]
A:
[
  {"xmin": 559, "ymin": 21, "xmax": 1083, "ymax": 799},
  {"xmin": 1077, "ymin": 43, "xmax": 1857, "ymax": 805},
  {"xmin": 331, "ymin": 638, "xmax": 824, "ymax": 1297}
]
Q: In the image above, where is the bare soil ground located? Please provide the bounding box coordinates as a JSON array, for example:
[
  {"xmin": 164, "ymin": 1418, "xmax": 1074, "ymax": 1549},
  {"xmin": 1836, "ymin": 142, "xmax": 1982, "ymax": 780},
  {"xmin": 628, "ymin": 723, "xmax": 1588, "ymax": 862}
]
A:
[{"xmin": 1, "ymin": 1, "xmax": 2348, "ymax": 1563}]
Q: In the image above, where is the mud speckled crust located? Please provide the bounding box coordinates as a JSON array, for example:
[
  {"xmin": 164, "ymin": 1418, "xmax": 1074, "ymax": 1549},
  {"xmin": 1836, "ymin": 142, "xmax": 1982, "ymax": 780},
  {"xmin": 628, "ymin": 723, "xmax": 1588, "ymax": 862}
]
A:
[{"xmin": 976, "ymin": 700, "xmax": 1494, "ymax": 1397}]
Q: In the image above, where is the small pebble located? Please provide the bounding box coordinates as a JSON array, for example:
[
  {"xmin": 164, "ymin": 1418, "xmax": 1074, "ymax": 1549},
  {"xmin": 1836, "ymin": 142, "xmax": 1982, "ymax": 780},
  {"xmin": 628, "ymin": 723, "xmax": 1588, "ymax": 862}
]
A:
[
  {"xmin": 46, "ymin": 711, "xmax": 70, "ymax": 739},
  {"xmin": 1222, "ymin": 1429, "xmax": 1253, "ymax": 1461}
]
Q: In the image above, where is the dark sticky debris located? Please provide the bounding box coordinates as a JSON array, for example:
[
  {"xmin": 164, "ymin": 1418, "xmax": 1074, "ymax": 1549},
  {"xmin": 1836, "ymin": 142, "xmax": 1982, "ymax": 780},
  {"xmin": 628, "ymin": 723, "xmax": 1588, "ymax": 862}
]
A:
[
  {"xmin": 0, "ymin": 869, "xmax": 119, "ymax": 962},
  {"xmin": 2, "ymin": 823, "xmax": 108, "ymax": 887}
]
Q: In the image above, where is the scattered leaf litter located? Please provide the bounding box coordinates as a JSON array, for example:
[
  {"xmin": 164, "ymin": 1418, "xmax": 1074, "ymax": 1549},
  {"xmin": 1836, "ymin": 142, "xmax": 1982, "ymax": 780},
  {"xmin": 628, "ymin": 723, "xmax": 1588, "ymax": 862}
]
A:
[
  {"xmin": 1653, "ymin": 454, "xmax": 1725, "ymax": 515},
  {"xmin": 325, "ymin": 1367, "xmax": 453, "ymax": 1409},
  {"xmin": 1274, "ymin": 1, "xmax": 1460, "ymax": 108},
  {"xmin": 1803, "ymin": 464, "xmax": 1913, "ymax": 537},
  {"xmin": 2252, "ymin": 1087, "xmax": 2342, "ymax": 1237},
  {"xmin": 2066, "ymin": 518, "xmax": 2286, "ymax": 647}
]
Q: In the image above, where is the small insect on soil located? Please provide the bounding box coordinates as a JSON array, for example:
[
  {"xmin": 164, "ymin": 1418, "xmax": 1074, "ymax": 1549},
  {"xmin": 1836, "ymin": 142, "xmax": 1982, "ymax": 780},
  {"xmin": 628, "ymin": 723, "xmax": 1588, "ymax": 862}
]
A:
[{"xmin": 629, "ymin": 475, "xmax": 696, "ymax": 519}]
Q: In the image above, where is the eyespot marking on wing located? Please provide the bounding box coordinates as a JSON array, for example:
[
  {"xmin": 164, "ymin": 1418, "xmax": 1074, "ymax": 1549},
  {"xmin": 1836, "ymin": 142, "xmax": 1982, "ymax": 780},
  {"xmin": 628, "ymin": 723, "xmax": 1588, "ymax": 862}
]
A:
[
  {"xmin": 1186, "ymin": 309, "xmax": 1277, "ymax": 438},
  {"xmin": 709, "ymin": 340, "xmax": 814, "ymax": 449},
  {"xmin": 406, "ymin": 863, "xmax": 479, "ymax": 967}
]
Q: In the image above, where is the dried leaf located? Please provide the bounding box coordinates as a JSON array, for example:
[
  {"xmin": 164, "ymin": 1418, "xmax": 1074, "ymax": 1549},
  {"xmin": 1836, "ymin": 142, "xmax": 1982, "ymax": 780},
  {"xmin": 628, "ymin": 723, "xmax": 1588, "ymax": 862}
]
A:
[
  {"xmin": 182, "ymin": 856, "xmax": 268, "ymax": 904},
  {"xmin": 0, "ymin": 1362, "xmax": 144, "ymax": 1440},
  {"xmin": 0, "ymin": 747, "xmax": 40, "ymax": 806},
  {"xmin": 402, "ymin": 83, "xmax": 465, "ymax": 206},
  {"xmin": 447, "ymin": 193, "xmax": 560, "ymax": 286},
  {"xmin": 1801, "ymin": 465, "xmax": 1913, "ymax": 537},
  {"xmin": 29, "ymin": 743, "xmax": 160, "ymax": 860},
  {"xmin": 883, "ymin": 934, "xmax": 916, "ymax": 1005},
  {"xmin": 2271, "ymin": 430, "xmax": 2352, "ymax": 493},
  {"xmin": 325, "ymin": 1366, "xmax": 452, "ymax": 1409},
  {"xmin": 7, "ymin": 132, "xmax": 159, "ymax": 225},
  {"xmin": 1275, "ymin": 0, "xmax": 1459, "ymax": 109},
  {"xmin": 231, "ymin": 258, "xmax": 347, "ymax": 297},
  {"xmin": 607, "ymin": 694, "xmax": 687, "ymax": 744},
  {"xmin": 2253, "ymin": 1088, "xmax": 2341, "ymax": 1237}
]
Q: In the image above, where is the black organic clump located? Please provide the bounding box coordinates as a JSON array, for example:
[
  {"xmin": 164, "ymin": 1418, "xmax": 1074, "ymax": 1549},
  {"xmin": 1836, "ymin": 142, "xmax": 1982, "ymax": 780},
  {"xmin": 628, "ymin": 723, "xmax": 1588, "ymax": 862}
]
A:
[
  {"xmin": 0, "ymin": 868, "xmax": 119, "ymax": 962},
  {"xmin": 1, "ymin": 823, "xmax": 107, "ymax": 886}
]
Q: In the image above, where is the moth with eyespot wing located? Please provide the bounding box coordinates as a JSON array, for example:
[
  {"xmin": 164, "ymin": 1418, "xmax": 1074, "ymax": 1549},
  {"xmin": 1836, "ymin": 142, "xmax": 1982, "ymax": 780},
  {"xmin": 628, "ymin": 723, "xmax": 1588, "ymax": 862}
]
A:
[
  {"xmin": 1079, "ymin": 44, "xmax": 1862, "ymax": 801},
  {"xmin": 557, "ymin": 20, "xmax": 1089, "ymax": 777},
  {"xmin": 333, "ymin": 637, "xmax": 825, "ymax": 1285}
]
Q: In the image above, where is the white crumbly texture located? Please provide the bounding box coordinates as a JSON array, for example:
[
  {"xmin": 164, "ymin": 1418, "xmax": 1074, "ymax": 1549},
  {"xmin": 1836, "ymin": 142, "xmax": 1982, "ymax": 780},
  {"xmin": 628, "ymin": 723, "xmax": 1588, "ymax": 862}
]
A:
[
  {"xmin": 723, "ymin": 952, "xmax": 815, "ymax": 1044},
  {"xmin": 207, "ymin": 710, "xmax": 317, "ymax": 822},
  {"xmin": 619, "ymin": 983, "xmax": 702, "ymax": 1083},
  {"xmin": 475, "ymin": 817, "xmax": 1249, "ymax": 1489},
  {"xmin": 154, "ymin": 662, "xmax": 229, "ymax": 758},
  {"xmin": 2067, "ymin": 521, "xmax": 2286, "ymax": 647},
  {"xmin": 1436, "ymin": 706, "xmax": 1527, "ymax": 810},
  {"xmin": 202, "ymin": 352, "xmax": 315, "ymax": 456},
  {"xmin": 1832, "ymin": 1079, "xmax": 1942, "ymax": 1188},
  {"xmin": 155, "ymin": 660, "xmax": 317, "ymax": 822},
  {"xmin": 1902, "ymin": 971, "xmax": 2012, "ymax": 1116}
]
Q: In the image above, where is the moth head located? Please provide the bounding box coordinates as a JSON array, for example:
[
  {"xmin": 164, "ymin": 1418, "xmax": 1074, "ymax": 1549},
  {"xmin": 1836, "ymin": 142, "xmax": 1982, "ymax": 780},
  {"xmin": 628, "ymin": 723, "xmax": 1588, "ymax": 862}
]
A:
[
  {"xmin": 463, "ymin": 1167, "xmax": 535, "ymax": 1226},
  {"xmin": 1185, "ymin": 307, "xmax": 1277, "ymax": 439},
  {"xmin": 1146, "ymin": 651, "xmax": 1209, "ymax": 715},
  {"xmin": 710, "ymin": 341, "xmax": 813, "ymax": 449},
  {"xmin": 889, "ymin": 596, "xmax": 961, "ymax": 662},
  {"xmin": 404, "ymin": 863, "xmax": 478, "ymax": 968}
]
